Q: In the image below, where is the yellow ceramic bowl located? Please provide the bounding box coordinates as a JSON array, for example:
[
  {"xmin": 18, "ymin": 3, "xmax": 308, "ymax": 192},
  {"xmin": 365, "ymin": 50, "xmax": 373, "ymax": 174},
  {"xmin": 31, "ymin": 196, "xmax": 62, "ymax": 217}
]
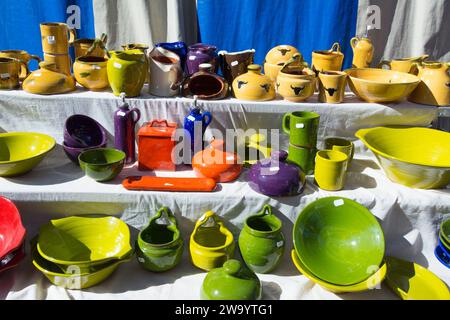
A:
[
  {"xmin": 73, "ymin": 56, "xmax": 109, "ymax": 90},
  {"xmin": 291, "ymin": 250, "xmax": 387, "ymax": 293},
  {"xmin": 356, "ymin": 126, "xmax": 450, "ymax": 189},
  {"xmin": 345, "ymin": 68, "xmax": 420, "ymax": 102}
]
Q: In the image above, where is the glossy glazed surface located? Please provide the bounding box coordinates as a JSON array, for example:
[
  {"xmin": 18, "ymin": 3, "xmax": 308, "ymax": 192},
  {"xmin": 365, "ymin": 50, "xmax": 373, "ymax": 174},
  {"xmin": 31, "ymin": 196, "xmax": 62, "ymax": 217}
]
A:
[
  {"xmin": 350, "ymin": 37, "xmax": 374, "ymax": 69},
  {"xmin": 0, "ymin": 50, "xmax": 41, "ymax": 80},
  {"xmin": 318, "ymin": 71, "xmax": 347, "ymax": 103},
  {"xmin": 312, "ymin": 43, "xmax": 344, "ymax": 72},
  {"xmin": 355, "ymin": 126, "xmax": 450, "ymax": 189},
  {"xmin": 314, "ymin": 150, "xmax": 348, "ymax": 191},
  {"xmin": 219, "ymin": 49, "xmax": 255, "ymax": 86},
  {"xmin": 114, "ymin": 102, "xmax": 140, "ymax": 164},
  {"xmin": 148, "ymin": 46, "xmax": 183, "ymax": 97},
  {"xmin": 63, "ymin": 141, "xmax": 107, "ymax": 165},
  {"xmin": 201, "ymin": 260, "xmax": 262, "ymax": 300},
  {"xmin": 185, "ymin": 43, "xmax": 218, "ymax": 76},
  {"xmin": 408, "ymin": 62, "xmax": 450, "ymax": 106},
  {"xmin": 277, "ymin": 65, "xmax": 316, "ymax": 102},
  {"xmin": 324, "ymin": 137, "xmax": 354, "ymax": 162},
  {"xmin": 0, "ymin": 197, "xmax": 25, "ymax": 258},
  {"xmin": 282, "ymin": 111, "xmax": 320, "ymax": 148},
  {"xmin": 239, "ymin": 205, "xmax": 285, "ymax": 273},
  {"xmin": 40, "ymin": 22, "xmax": 76, "ymax": 54},
  {"xmin": 74, "ymin": 56, "xmax": 109, "ymax": 90},
  {"xmin": 107, "ymin": 50, "xmax": 146, "ymax": 97},
  {"xmin": 291, "ymin": 250, "xmax": 387, "ymax": 293},
  {"xmin": 385, "ymin": 256, "xmax": 450, "ymax": 300},
  {"xmin": 345, "ymin": 68, "xmax": 420, "ymax": 102},
  {"xmin": 43, "ymin": 53, "xmax": 71, "ymax": 75},
  {"xmin": 64, "ymin": 114, "xmax": 107, "ymax": 148},
  {"xmin": 293, "ymin": 197, "xmax": 385, "ymax": 285},
  {"xmin": 122, "ymin": 176, "xmax": 217, "ymax": 192},
  {"xmin": 0, "ymin": 132, "xmax": 55, "ymax": 176},
  {"xmin": 79, "ymin": 148, "xmax": 125, "ymax": 182},
  {"xmin": 287, "ymin": 144, "xmax": 316, "ymax": 175},
  {"xmin": 22, "ymin": 61, "xmax": 76, "ymax": 95},
  {"xmin": 232, "ymin": 64, "xmax": 275, "ymax": 101},
  {"xmin": 37, "ymin": 216, "xmax": 132, "ymax": 266},
  {"xmin": 184, "ymin": 107, "xmax": 212, "ymax": 152}
]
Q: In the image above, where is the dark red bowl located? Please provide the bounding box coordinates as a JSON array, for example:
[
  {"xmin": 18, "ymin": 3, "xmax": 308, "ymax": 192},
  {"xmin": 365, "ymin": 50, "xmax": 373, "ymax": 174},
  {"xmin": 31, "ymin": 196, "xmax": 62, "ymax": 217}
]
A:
[{"xmin": 0, "ymin": 197, "xmax": 26, "ymax": 259}]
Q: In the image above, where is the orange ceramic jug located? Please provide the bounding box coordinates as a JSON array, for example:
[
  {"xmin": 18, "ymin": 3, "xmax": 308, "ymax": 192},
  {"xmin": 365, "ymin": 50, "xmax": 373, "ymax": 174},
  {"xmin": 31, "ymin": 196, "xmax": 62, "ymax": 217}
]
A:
[
  {"xmin": 350, "ymin": 37, "xmax": 374, "ymax": 68},
  {"xmin": 408, "ymin": 61, "xmax": 450, "ymax": 106}
]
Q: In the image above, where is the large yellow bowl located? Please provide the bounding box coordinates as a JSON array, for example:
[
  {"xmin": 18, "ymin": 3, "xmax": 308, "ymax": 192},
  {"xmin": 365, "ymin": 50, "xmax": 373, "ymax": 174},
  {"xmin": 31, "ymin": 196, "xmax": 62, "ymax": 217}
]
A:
[
  {"xmin": 356, "ymin": 126, "xmax": 450, "ymax": 189},
  {"xmin": 291, "ymin": 250, "xmax": 387, "ymax": 293},
  {"xmin": 345, "ymin": 68, "xmax": 420, "ymax": 103}
]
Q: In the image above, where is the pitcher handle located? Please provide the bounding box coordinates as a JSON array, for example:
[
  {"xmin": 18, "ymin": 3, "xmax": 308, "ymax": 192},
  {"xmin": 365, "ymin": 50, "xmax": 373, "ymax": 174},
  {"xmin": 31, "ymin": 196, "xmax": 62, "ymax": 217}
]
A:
[
  {"xmin": 153, "ymin": 207, "xmax": 178, "ymax": 228},
  {"xmin": 330, "ymin": 42, "xmax": 341, "ymax": 52},
  {"xmin": 378, "ymin": 60, "xmax": 391, "ymax": 69},
  {"xmin": 193, "ymin": 210, "xmax": 221, "ymax": 233},
  {"xmin": 257, "ymin": 204, "xmax": 273, "ymax": 217},
  {"xmin": 14, "ymin": 59, "xmax": 28, "ymax": 80},
  {"xmin": 282, "ymin": 113, "xmax": 291, "ymax": 135},
  {"xmin": 169, "ymin": 65, "xmax": 183, "ymax": 90},
  {"xmin": 202, "ymin": 111, "xmax": 212, "ymax": 127},
  {"xmin": 130, "ymin": 108, "xmax": 141, "ymax": 124},
  {"xmin": 68, "ymin": 28, "xmax": 76, "ymax": 46},
  {"xmin": 350, "ymin": 37, "xmax": 359, "ymax": 49}
]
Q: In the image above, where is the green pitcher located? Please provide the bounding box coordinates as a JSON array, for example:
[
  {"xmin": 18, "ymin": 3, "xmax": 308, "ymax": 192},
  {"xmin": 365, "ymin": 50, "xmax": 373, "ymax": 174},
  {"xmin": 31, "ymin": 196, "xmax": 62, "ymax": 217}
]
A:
[
  {"xmin": 238, "ymin": 205, "xmax": 285, "ymax": 273},
  {"xmin": 107, "ymin": 49, "xmax": 146, "ymax": 97},
  {"xmin": 136, "ymin": 207, "xmax": 184, "ymax": 272}
]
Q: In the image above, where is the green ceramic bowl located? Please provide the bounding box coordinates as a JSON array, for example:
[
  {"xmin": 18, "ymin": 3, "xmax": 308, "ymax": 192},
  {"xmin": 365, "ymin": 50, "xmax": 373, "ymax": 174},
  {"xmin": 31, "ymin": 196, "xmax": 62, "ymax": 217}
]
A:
[
  {"xmin": 78, "ymin": 148, "xmax": 125, "ymax": 182},
  {"xmin": 0, "ymin": 132, "xmax": 56, "ymax": 177},
  {"xmin": 440, "ymin": 220, "xmax": 450, "ymax": 244},
  {"xmin": 37, "ymin": 216, "xmax": 133, "ymax": 267},
  {"xmin": 293, "ymin": 197, "xmax": 385, "ymax": 285}
]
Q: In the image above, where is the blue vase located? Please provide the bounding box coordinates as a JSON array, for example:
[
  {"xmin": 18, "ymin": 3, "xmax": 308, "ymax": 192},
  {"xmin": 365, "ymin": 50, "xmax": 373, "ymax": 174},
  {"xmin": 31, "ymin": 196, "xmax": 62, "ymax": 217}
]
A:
[
  {"xmin": 155, "ymin": 41, "xmax": 188, "ymax": 70},
  {"xmin": 184, "ymin": 107, "xmax": 212, "ymax": 153}
]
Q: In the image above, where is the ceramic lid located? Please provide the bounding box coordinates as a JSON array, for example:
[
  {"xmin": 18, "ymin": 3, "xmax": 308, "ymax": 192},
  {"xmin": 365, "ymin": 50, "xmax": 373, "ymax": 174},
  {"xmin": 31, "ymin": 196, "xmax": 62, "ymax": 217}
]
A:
[
  {"xmin": 138, "ymin": 120, "xmax": 177, "ymax": 137},
  {"xmin": 265, "ymin": 45, "xmax": 300, "ymax": 64},
  {"xmin": 201, "ymin": 259, "xmax": 262, "ymax": 300}
]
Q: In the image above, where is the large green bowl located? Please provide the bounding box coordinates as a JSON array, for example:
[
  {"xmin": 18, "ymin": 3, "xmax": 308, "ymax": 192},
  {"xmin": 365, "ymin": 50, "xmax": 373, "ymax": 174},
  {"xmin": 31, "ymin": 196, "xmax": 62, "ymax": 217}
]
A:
[
  {"xmin": 78, "ymin": 148, "xmax": 125, "ymax": 182},
  {"xmin": 293, "ymin": 197, "xmax": 385, "ymax": 285},
  {"xmin": 37, "ymin": 216, "xmax": 133, "ymax": 267},
  {"xmin": 0, "ymin": 132, "xmax": 56, "ymax": 177},
  {"xmin": 440, "ymin": 220, "xmax": 450, "ymax": 244}
]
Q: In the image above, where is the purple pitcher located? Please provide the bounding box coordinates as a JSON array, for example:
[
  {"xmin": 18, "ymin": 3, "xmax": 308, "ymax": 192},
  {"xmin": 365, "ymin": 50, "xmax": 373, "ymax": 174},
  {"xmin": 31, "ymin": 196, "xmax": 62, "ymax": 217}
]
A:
[
  {"xmin": 185, "ymin": 43, "xmax": 218, "ymax": 76},
  {"xmin": 114, "ymin": 93, "xmax": 141, "ymax": 164}
]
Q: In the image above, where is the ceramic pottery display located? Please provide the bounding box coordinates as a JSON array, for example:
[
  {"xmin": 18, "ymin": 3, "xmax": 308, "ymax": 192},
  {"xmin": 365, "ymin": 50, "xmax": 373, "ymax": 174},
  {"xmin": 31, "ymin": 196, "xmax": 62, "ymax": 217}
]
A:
[
  {"xmin": 64, "ymin": 114, "xmax": 107, "ymax": 148},
  {"xmin": 345, "ymin": 68, "xmax": 420, "ymax": 103},
  {"xmin": 378, "ymin": 55, "xmax": 429, "ymax": 74},
  {"xmin": 192, "ymin": 139, "xmax": 242, "ymax": 182},
  {"xmin": 318, "ymin": 71, "xmax": 347, "ymax": 103},
  {"xmin": 355, "ymin": 126, "xmax": 450, "ymax": 189},
  {"xmin": 40, "ymin": 22, "xmax": 76, "ymax": 54},
  {"xmin": 183, "ymin": 99, "xmax": 212, "ymax": 152},
  {"xmin": 232, "ymin": 64, "xmax": 275, "ymax": 101},
  {"xmin": 190, "ymin": 211, "xmax": 235, "ymax": 271},
  {"xmin": 238, "ymin": 204, "xmax": 285, "ymax": 273},
  {"xmin": 136, "ymin": 207, "xmax": 183, "ymax": 272},
  {"xmin": 282, "ymin": 111, "xmax": 320, "ymax": 148},
  {"xmin": 244, "ymin": 133, "xmax": 271, "ymax": 167},
  {"xmin": 73, "ymin": 33, "xmax": 108, "ymax": 58},
  {"xmin": 314, "ymin": 150, "xmax": 348, "ymax": 191},
  {"xmin": 201, "ymin": 259, "xmax": 262, "ymax": 300},
  {"xmin": 0, "ymin": 197, "xmax": 26, "ymax": 260},
  {"xmin": 248, "ymin": 150, "xmax": 306, "ymax": 196},
  {"xmin": 291, "ymin": 250, "xmax": 387, "ymax": 293},
  {"xmin": 312, "ymin": 42, "xmax": 344, "ymax": 72},
  {"xmin": 0, "ymin": 57, "xmax": 27, "ymax": 89},
  {"xmin": 121, "ymin": 43, "xmax": 150, "ymax": 83},
  {"xmin": 385, "ymin": 256, "xmax": 450, "ymax": 300},
  {"xmin": 0, "ymin": 132, "xmax": 55, "ymax": 176},
  {"xmin": 148, "ymin": 46, "xmax": 183, "ymax": 97},
  {"xmin": 350, "ymin": 36, "xmax": 374, "ymax": 68},
  {"xmin": 155, "ymin": 41, "xmax": 188, "ymax": 69},
  {"xmin": 324, "ymin": 137, "xmax": 354, "ymax": 163},
  {"xmin": 0, "ymin": 50, "xmax": 41, "ymax": 80},
  {"xmin": 287, "ymin": 144, "xmax": 316, "ymax": 175},
  {"xmin": 107, "ymin": 50, "xmax": 146, "ymax": 97},
  {"xmin": 264, "ymin": 45, "xmax": 301, "ymax": 81},
  {"xmin": 182, "ymin": 63, "xmax": 228, "ymax": 99},
  {"xmin": 218, "ymin": 49, "xmax": 255, "ymax": 86},
  {"xmin": 114, "ymin": 94, "xmax": 141, "ymax": 164},
  {"xmin": 408, "ymin": 61, "xmax": 450, "ymax": 106},
  {"xmin": 79, "ymin": 148, "xmax": 125, "ymax": 182},
  {"xmin": 293, "ymin": 197, "xmax": 385, "ymax": 286},
  {"xmin": 43, "ymin": 52, "xmax": 72, "ymax": 75},
  {"xmin": 138, "ymin": 120, "xmax": 177, "ymax": 171},
  {"xmin": 122, "ymin": 176, "xmax": 217, "ymax": 192},
  {"xmin": 186, "ymin": 43, "xmax": 218, "ymax": 76},
  {"xmin": 441, "ymin": 220, "xmax": 450, "ymax": 245},
  {"xmin": 23, "ymin": 61, "xmax": 76, "ymax": 95},
  {"xmin": 276, "ymin": 53, "xmax": 316, "ymax": 102},
  {"xmin": 73, "ymin": 56, "xmax": 109, "ymax": 90}
]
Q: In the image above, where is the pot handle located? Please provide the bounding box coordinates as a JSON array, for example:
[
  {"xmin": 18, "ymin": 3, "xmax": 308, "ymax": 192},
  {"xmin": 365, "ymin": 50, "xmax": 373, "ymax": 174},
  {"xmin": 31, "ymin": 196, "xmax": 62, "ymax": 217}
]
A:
[
  {"xmin": 350, "ymin": 37, "xmax": 359, "ymax": 49},
  {"xmin": 193, "ymin": 210, "xmax": 221, "ymax": 233},
  {"xmin": 14, "ymin": 59, "xmax": 28, "ymax": 80},
  {"xmin": 130, "ymin": 108, "xmax": 141, "ymax": 124},
  {"xmin": 68, "ymin": 28, "xmax": 76, "ymax": 46},
  {"xmin": 330, "ymin": 42, "xmax": 341, "ymax": 53},
  {"xmin": 151, "ymin": 207, "xmax": 178, "ymax": 228},
  {"xmin": 257, "ymin": 204, "xmax": 273, "ymax": 217},
  {"xmin": 280, "ymin": 53, "xmax": 302, "ymax": 73},
  {"xmin": 378, "ymin": 60, "xmax": 391, "ymax": 69},
  {"xmin": 282, "ymin": 113, "xmax": 291, "ymax": 135},
  {"xmin": 148, "ymin": 119, "xmax": 170, "ymax": 127},
  {"xmin": 202, "ymin": 111, "xmax": 212, "ymax": 127}
]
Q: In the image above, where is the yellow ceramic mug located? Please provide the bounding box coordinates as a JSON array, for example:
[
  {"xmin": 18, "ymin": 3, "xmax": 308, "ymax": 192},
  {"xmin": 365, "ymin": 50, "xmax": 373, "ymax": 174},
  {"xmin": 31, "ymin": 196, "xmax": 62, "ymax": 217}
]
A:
[
  {"xmin": 0, "ymin": 50, "xmax": 41, "ymax": 80},
  {"xmin": 312, "ymin": 42, "xmax": 344, "ymax": 72},
  {"xmin": 314, "ymin": 149, "xmax": 348, "ymax": 191},
  {"xmin": 324, "ymin": 137, "xmax": 354, "ymax": 162},
  {"xmin": 318, "ymin": 71, "xmax": 347, "ymax": 103},
  {"xmin": 378, "ymin": 55, "xmax": 429, "ymax": 74},
  {"xmin": 40, "ymin": 22, "xmax": 76, "ymax": 54},
  {"xmin": 43, "ymin": 53, "xmax": 72, "ymax": 75},
  {"xmin": 0, "ymin": 57, "xmax": 27, "ymax": 89}
]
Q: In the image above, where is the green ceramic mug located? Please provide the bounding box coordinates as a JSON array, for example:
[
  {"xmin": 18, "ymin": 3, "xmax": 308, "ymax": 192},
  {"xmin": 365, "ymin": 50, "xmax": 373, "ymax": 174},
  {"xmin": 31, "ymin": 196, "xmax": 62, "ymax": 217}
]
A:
[
  {"xmin": 324, "ymin": 137, "xmax": 354, "ymax": 162},
  {"xmin": 287, "ymin": 144, "xmax": 317, "ymax": 174},
  {"xmin": 314, "ymin": 149, "xmax": 348, "ymax": 191},
  {"xmin": 136, "ymin": 207, "xmax": 184, "ymax": 272},
  {"xmin": 282, "ymin": 111, "xmax": 320, "ymax": 148},
  {"xmin": 238, "ymin": 205, "xmax": 285, "ymax": 274}
]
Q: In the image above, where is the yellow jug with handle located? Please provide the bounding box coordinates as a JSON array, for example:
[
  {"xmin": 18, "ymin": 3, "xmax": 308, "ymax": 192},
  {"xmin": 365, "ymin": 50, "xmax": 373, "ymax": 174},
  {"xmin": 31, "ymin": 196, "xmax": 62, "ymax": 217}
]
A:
[
  {"xmin": 378, "ymin": 55, "xmax": 429, "ymax": 74},
  {"xmin": 350, "ymin": 37, "xmax": 374, "ymax": 68}
]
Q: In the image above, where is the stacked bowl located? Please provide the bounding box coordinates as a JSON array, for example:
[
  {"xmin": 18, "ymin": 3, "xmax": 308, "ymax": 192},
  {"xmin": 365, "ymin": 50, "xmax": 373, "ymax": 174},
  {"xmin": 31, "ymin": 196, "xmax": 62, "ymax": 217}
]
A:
[
  {"xmin": 435, "ymin": 219, "xmax": 450, "ymax": 268},
  {"xmin": 32, "ymin": 216, "xmax": 133, "ymax": 289},
  {"xmin": 291, "ymin": 197, "xmax": 386, "ymax": 293},
  {"xmin": 0, "ymin": 197, "xmax": 26, "ymax": 273}
]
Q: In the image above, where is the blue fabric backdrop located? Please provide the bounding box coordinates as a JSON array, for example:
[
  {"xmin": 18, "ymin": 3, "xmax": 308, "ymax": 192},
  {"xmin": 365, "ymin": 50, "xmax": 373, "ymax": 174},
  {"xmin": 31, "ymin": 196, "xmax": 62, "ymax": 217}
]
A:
[
  {"xmin": 0, "ymin": 0, "xmax": 94, "ymax": 69},
  {"xmin": 197, "ymin": 0, "xmax": 358, "ymax": 69}
]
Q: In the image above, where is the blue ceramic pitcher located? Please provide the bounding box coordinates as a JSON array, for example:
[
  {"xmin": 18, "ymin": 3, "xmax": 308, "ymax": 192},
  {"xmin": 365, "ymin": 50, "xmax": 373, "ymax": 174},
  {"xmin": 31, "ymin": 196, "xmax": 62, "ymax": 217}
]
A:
[{"xmin": 184, "ymin": 98, "xmax": 212, "ymax": 153}]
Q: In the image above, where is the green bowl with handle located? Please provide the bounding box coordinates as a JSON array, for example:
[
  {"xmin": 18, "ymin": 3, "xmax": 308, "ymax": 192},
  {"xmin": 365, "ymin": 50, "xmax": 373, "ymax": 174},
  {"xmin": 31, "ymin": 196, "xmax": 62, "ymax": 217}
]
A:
[
  {"xmin": 78, "ymin": 148, "xmax": 125, "ymax": 182},
  {"xmin": 293, "ymin": 197, "xmax": 385, "ymax": 285},
  {"xmin": 0, "ymin": 132, "xmax": 55, "ymax": 177}
]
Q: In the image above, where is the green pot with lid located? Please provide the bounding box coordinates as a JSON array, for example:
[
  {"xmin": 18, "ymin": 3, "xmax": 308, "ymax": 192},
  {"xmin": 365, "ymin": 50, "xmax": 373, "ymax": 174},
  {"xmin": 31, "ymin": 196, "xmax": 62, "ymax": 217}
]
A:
[{"xmin": 201, "ymin": 259, "xmax": 262, "ymax": 300}]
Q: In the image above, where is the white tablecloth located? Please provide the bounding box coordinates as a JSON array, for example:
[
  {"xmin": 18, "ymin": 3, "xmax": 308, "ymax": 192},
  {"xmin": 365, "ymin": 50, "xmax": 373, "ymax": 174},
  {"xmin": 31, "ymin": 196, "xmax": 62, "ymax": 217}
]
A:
[{"xmin": 0, "ymin": 88, "xmax": 448, "ymax": 300}]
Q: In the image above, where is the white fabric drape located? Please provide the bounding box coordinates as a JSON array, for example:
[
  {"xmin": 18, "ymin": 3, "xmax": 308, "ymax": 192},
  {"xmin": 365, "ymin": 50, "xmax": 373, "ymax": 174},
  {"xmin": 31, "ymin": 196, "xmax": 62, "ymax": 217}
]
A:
[
  {"xmin": 92, "ymin": 0, "xmax": 198, "ymax": 50},
  {"xmin": 357, "ymin": 0, "xmax": 450, "ymax": 65}
]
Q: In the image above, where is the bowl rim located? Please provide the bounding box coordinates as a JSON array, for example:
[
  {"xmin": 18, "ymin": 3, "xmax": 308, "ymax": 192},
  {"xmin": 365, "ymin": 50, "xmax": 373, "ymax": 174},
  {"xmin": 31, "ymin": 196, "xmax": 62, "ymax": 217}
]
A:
[
  {"xmin": 78, "ymin": 148, "xmax": 126, "ymax": 166},
  {"xmin": 344, "ymin": 67, "xmax": 420, "ymax": 85},
  {"xmin": 0, "ymin": 132, "xmax": 56, "ymax": 164}
]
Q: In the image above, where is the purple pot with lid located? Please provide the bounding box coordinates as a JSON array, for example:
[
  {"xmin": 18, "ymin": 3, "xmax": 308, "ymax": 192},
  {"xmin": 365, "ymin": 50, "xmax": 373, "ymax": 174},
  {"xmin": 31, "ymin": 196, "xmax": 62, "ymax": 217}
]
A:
[
  {"xmin": 248, "ymin": 150, "xmax": 305, "ymax": 197},
  {"xmin": 186, "ymin": 43, "xmax": 218, "ymax": 76}
]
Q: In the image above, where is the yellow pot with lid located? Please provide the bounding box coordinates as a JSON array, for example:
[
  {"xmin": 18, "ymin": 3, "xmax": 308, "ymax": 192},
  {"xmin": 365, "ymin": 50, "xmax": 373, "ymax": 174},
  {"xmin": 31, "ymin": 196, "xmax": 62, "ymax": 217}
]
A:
[
  {"xmin": 232, "ymin": 64, "xmax": 275, "ymax": 101},
  {"xmin": 264, "ymin": 45, "xmax": 300, "ymax": 80}
]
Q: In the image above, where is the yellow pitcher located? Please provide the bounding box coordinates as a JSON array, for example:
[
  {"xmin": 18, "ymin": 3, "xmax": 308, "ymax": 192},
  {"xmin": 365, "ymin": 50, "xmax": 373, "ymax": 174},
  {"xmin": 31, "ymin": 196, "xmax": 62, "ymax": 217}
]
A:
[
  {"xmin": 408, "ymin": 61, "xmax": 450, "ymax": 106},
  {"xmin": 312, "ymin": 42, "xmax": 344, "ymax": 72},
  {"xmin": 350, "ymin": 37, "xmax": 374, "ymax": 68},
  {"xmin": 378, "ymin": 55, "xmax": 429, "ymax": 74},
  {"xmin": 107, "ymin": 50, "xmax": 146, "ymax": 97},
  {"xmin": 0, "ymin": 50, "xmax": 41, "ymax": 80},
  {"xmin": 0, "ymin": 57, "xmax": 27, "ymax": 89}
]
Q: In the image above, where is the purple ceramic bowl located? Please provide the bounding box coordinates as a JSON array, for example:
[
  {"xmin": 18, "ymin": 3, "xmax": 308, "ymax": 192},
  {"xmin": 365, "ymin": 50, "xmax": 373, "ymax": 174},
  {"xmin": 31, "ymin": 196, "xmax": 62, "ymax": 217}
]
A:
[
  {"xmin": 63, "ymin": 141, "xmax": 107, "ymax": 165},
  {"xmin": 64, "ymin": 114, "xmax": 107, "ymax": 148}
]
